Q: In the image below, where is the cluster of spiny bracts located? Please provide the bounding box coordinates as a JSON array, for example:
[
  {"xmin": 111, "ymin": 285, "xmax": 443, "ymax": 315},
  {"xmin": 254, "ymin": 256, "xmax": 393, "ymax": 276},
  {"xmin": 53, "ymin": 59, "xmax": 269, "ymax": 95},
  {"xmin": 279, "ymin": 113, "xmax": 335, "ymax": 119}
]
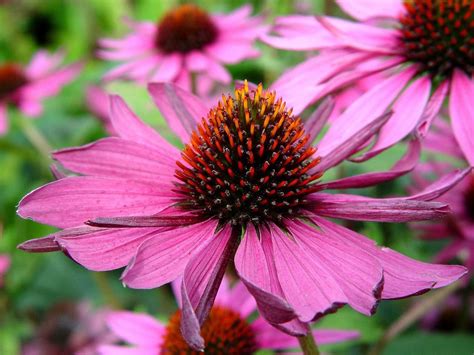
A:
[{"xmin": 1, "ymin": 1, "xmax": 473, "ymax": 354}]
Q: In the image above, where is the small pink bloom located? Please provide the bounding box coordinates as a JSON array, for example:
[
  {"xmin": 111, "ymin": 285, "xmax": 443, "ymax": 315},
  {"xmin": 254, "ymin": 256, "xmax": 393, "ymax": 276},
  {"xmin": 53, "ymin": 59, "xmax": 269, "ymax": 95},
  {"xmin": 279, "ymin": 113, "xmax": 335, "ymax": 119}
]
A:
[
  {"xmin": 98, "ymin": 5, "xmax": 267, "ymax": 95},
  {"xmin": 0, "ymin": 254, "xmax": 10, "ymax": 287},
  {"xmin": 85, "ymin": 86, "xmax": 116, "ymax": 135},
  {"xmin": 263, "ymin": 0, "xmax": 474, "ymax": 164},
  {"xmin": 18, "ymin": 82, "xmax": 466, "ymax": 350},
  {"xmin": 98, "ymin": 278, "xmax": 358, "ymax": 354},
  {"xmin": 0, "ymin": 50, "xmax": 81, "ymax": 134}
]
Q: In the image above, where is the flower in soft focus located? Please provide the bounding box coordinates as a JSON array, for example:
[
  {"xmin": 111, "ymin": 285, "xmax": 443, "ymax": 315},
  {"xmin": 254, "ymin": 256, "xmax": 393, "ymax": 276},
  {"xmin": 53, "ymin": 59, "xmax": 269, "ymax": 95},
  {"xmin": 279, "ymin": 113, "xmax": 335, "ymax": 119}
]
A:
[
  {"xmin": 411, "ymin": 119, "xmax": 474, "ymax": 275},
  {"xmin": 263, "ymin": 0, "xmax": 474, "ymax": 164},
  {"xmin": 0, "ymin": 50, "xmax": 81, "ymax": 134},
  {"xmin": 18, "ymin": 82, "xmax": 467, "ymax": 350},
  {"xmin": 0, "ymin": 254, "xmax": 10, "ymax": 287},
  {"xmin": 98, "ymin": 5, "xmax": 267, "ymax": 95},
  {"xmin": 421, "ymin": 293, "xmax": 474, "ymax": 332},
  {"xmin": 98, "ymin": 278, "xmax": 358, "ymax": 354},
  {"xmin": 22, "ymin": 302, "xmax": 113, "ymax": 355},
  {"xmin": 85, "ymin": 86, "xmax": 116, "ymax": 135}
]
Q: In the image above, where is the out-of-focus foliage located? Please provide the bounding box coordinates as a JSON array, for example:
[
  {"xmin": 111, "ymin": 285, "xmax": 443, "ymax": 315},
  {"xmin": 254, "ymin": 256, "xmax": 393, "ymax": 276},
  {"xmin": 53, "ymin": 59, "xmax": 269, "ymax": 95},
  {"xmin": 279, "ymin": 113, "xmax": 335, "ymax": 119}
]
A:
[{"xmin": 0, "ymin": 1, "xmax": 472, "ymax": 355}]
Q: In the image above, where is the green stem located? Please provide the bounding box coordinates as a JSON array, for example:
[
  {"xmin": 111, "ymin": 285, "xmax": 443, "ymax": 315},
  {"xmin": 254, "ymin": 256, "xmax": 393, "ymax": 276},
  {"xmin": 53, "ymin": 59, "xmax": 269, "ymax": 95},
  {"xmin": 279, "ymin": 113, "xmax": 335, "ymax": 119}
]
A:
[
  {"xmin": 298, "ymin": 326, "xmax": 320, "ymax": 355},
  {"xmin": 368, "ymin": 281, "xmax": 463, "ymax": 355},
  {"xmin": 190, "ymin": 72, "xmax": 198, "ymax": 96},
  {"xmin": 19, "ymin": 117, "xmax": 52, "ymax": 161}
]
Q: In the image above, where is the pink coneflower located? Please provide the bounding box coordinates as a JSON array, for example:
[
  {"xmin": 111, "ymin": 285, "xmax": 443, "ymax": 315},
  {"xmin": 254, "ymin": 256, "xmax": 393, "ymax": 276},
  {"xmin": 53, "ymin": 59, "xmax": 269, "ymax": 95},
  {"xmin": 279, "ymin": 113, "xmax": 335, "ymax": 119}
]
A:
[
  {"xmin": 0, "ymin": 254, "xmax": 10, "ymax": 287},
  {"xmin": 99, "ymin": 278, "xmax": 358, "ymax": 354},
  {"xmin": 18, "ymin": 82, "xmax": 467, "ymax": 350},
  {"xmin": 98, "ymin": 4, "xmax": 266, "ymax": 94},
  {"xmin": 263, "ymin": 0, "xmax": 474, "ymax": 164},
  {"xmin": 412, "ymin": 119, "xmax": 474, "ymax": 275},
  {"xmin": 0, "ymin": 50, "xmax": 81, "ymax": 134},
  {"xmin": 22, "ymin": 302, "xmax": 113, "ymax": 355}
]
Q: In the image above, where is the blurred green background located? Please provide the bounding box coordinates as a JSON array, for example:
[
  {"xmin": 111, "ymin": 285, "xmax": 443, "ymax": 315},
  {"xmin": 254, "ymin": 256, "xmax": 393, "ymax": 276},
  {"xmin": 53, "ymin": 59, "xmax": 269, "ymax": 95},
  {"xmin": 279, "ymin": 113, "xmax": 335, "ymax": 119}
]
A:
[{"xmin": 0, "ymin": 0, "xmax": 473, "ymax": 354}]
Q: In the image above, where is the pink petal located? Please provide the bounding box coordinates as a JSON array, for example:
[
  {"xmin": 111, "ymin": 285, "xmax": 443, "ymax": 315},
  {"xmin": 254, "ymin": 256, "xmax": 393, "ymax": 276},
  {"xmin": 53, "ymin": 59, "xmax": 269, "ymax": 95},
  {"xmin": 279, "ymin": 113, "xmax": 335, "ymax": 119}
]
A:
[
  {"xmin": 0, "ymin": 103, "xmax": 7, "ymax": 135},
  {"xmin": 53, "ymin": 137, "xmax": 176, "ymax": 180},
  {"xmin": 307, "ymin": 193, "xmax": 449, "ymax": 222},
  {"xmin": 121, "ymin": 220, "xmax": 217, "ymax": 289},
  {"xmin": 234, "ymin": 225, "xmax": 297, "ymax": 325},
  {"xmin": 148, "ymin": 83, "xmax": 208, "ymax": 143},
  {"xmin": 305, "ymin": 97, "xmax": 334, "ymax": 141},
  {"xmin": 180, "ymin": 225, "xmax": 238, "ymax": 351},
  {"xmin": 86, "ymin": 86, "xmax": 113, "ymax": 133},
  {"xmin": 288, "ymin": 220, "xmax": 383, "ymax": 315},
  {"xmin": 416, "ymin": 81, "xmax": 448, "ymax": 138},
  {"xmin": 206, "ymin": 41, "xmax": 260, "ymax": 64},
  {"xmin": 106, "ymin": 311, "xmax": 164, "ymax": 346},
  {"xmin": 185, "ymin": 51, "xmax": 209, "ymax": 71},
  {"xmin": 319, "ymin": 138, "xmax": 420, "ymax": 190},
  {"xmin": 25, "ymin": 50, "xmax": 63, "ymax": 79},
  {"xmin": 109, "ymin": 95, "xmax": 179, "ymax": 158},
  {"xmin": 359, "ymin": 76, "xmax": 431, "ymax": 160},
  {"xmin": 224, "ymin": 282, "xmax": 257, "ymax": 318},
  {"xmin": 150, "ymin": 53, "xmax": 182, "ymax": 82},
  {"xmin": 18, "ymin": 176, "xmax": 176, "ymax": 228},
  {"xmin": 18, "ymin": 235, "xmax": 61, "ymax": 253},
  {"xmin": 270, "ymin": 224, "xmax": 347, "ymax": 322},
  {"xmin": 317, "ymin": 66, "xmax": 415, "ymax": 159},
  {"xmin": 52, "ymin": 226, "xmax": 165, "ymax": 271},
  {"xmin": 97, "ymin": 345, "xmax": 157, "ymax": 355},
  {"xmin": 313, "ymin": 329, "xmax": 360, "ymax": 345},
  {"xmin": 450, "ymin": 69, "xmax": 474, "ymax": 165},
  {"xmin": 336, "ymin": 0, "xmax": 405, "ymax": 20},
  {"xmin": 204, "ymin": 58, "xmax": 231, "ymax": 84}
]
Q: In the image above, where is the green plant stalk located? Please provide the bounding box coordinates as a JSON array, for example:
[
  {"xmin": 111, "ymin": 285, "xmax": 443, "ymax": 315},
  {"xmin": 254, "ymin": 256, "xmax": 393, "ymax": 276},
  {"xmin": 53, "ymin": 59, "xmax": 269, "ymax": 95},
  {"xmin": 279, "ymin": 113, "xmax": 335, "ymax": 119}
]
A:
[{"xmin": 298, "ymin": 326, "xmax": 320, "ymax": 355}]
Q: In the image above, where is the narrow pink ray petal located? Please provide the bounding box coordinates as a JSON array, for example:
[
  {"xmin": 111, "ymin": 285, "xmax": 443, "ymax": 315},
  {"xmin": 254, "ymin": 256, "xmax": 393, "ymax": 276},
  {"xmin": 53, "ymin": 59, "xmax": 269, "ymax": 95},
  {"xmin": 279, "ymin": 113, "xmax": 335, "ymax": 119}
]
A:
[
  {"xmin": 149, "ymin": 53, "xmax": 182, "ymax": 82},
  {"xmin": 317, "ymin": 66, "xmax": 415, "ymax": 159},
  {"xmin": 336, "ymin": 0, "xmax": 405, "ymax": 20},
  {"xmin": 105, "ymin": 311, "xmax": 165, "ymax": 347},
  {"xmin": 121, "ymin": 220, "xmax": 217, "ymax": 289},
  {"xmin": 305, "ymin": 97, "xmax": 335, "ymax": 141},
  {"xmin": 53, "ymin": 137, "xmax": 176, "ymax": 180},
  {"xmin": 416, "ymin": 81, "xmax": 448, "ymax": 138},
  {"xmin": 270, "ymin": 224, "xmax": 347, "ymax": 322},
  {"xmin": 319, "ymin": 138, "xmax": 420, "ymax": 190},
  {"xmin": 148, "ymin": 83, "xmax": 208, "ymax": 143},
  {"xmin": 358, "ymin": 76, "xmax": 431, "ymax": 161},
  {"xmin": 109, "ymin": 95, "xmax": 179, "ymax": 157},
  {"xmin": 98, "ymin": 345, "xmax": 157, "ymax": 355},
  {"xmin": 25, "ymin": 50, "xmax": 63, "ymax": 78},
  {"xmin": 206, "ymin": 41, "xmax": 260, "ymax": 64},
  {"xmin": 450, "ymin": 69, "xmax": 474, "ymax": 165},
  {"xmin": 287, "ymin": 220, "xmax": 383, "ymax": 315},
  {"xmin": 234, "ymin": 224, "xmax": 297, "ymax": 325},
  {"xmin": 307, "ymin": 193, "xmax": 449, "ymax": 222},
  {"xmin": 17, "ymin": 176, "xmax": 176, "ymax": 228},
  {"xmin": 180, "ymin": 225, "xmax": 239, "ymax": 351},
  {"xmin": 224, "ymin": 282, "xmax": 257, "ymax": 318},
  {"xmin": 18, "ymin": 235, "xmax": 60, "ymax": 253},
  {"xmin": 0, "ymin": 103, "xmax": 7, "ymax": 135}
]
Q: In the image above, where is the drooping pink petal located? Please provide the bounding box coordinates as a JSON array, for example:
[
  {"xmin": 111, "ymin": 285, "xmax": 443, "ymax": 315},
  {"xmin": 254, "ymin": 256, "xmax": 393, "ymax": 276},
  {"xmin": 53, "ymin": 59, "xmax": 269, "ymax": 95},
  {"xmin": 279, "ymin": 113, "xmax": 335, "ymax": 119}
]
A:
[
  {"xmin": 25, "ymin": 50, "xmax": 63, "ymax": 78},
  {"xmin": 120, "ymin": 220, "xmax": 217, "ymax": 289},
  {"xmin": 109, "ymin": 95, "xmax": 179, "ymax": 158},
  {"xmin": 17, "ymin": 176, "xmax": 176, "ymax": 228},
  {"xmin": 336, "ymin": 0, "xmax": 405, "ymax": 20},
  {"xmin": 180, "ymin": 225, "xmax": 239, "ymax": 351},
  {"xmin": 314, "ymin": 217, "xmax": 467, "ymax": 299},
  {"xmin": 148, "ymin": 83, "xmax": 208, "ymax": 143},
  {"xmin": 234, "ymin": 225, "xmax": 297, "ymax": 325},
  {"xmin": 105, "ymin": 311, "xmax": 165, "ymax": 347},
  {"xmin": 358, "ymin": 76, "xmax": 431, "ymax": 161},
  {"xmin": 287, "ymin": 220, "xmax": 383, "ymax": 315},
  {"xmin": 450, "ymin": 69, "xmax": 474, "ymax": 165},
  {"xmin": 305, "ymin": 97, "xmax": 334, "ymax": 141},
  {"xmin": 317, "ymin": 66, "xmax": 415, "ymax": 160},
  {"xmin": 416, "ymin": 81, "xmax": 448, "ymax": 138},
  {"xmin": 52, "ymin": 226, "xmax": 165, "ymax": 271},
  {"xmin": 307, "ymin": 193, "xmax": 449, "ymax": 222},
  {"xmin": 150, "ymin": 53, "xmax": 182, "ymax": 82},
  {"xmin": 53, "ymin": 137, "xmax": 176, "ymax": 181},
  {"xmin": 269, "ymin": 224, "xmax": 347, "ymax": 322},
  {"xmin": 18, "ymin": 235, "xmax": 61, "ymax": 252}
]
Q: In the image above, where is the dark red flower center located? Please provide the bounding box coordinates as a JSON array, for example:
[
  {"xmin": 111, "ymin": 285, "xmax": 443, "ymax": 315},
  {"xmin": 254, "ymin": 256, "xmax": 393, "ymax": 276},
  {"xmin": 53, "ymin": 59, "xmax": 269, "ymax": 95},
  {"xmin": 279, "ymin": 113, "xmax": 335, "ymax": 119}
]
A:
[
  {"xmin": 0, "ymin": 63, "xmax": 27, "ymax": 100},
  {"xmin": 155, "ymin": 4, "xmax": 218, "ymax": 54},
  {"xmin": 174, "ymin": 83, "xmax": 322, "ymax": 226},
  {"xmin": 464, "ymin": 174, "xmax": 474, "ymax": 221},
  {"xmin": 160, "ymin": 306, "xmax": 257, "ymax": 354},
  {"xmin": 399, "ymin": 0, "xmax": 474, "ymax": 77}
]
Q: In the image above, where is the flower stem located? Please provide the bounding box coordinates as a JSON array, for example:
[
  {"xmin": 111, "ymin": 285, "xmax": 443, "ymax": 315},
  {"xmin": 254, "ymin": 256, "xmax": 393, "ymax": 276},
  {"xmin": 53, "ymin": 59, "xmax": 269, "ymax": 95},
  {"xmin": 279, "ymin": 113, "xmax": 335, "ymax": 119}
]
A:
[
  {"xmin": 368, "ymin": 281, "xmax": 463, "ymax": 355},
  {"xmin": 19, "ymin": 117, "xmax": 52, "ymax": 161},
  {"xmin": 298, "ymin": 327, "xmax": 320, "ymax": 355}
]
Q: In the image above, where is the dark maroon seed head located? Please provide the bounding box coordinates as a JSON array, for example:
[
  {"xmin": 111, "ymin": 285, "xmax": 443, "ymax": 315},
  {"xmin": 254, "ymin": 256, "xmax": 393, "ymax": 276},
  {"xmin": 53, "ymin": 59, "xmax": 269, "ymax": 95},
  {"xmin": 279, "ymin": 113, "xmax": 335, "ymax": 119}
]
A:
[{"xmin": 0, "ymin": 63, "xmax": 27, "ymax": 100}]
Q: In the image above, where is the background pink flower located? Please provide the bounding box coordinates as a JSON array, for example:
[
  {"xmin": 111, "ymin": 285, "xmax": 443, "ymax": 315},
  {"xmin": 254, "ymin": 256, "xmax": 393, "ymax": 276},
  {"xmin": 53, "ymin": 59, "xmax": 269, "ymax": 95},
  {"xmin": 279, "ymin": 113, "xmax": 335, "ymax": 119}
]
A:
[
  {"xmin": 98, "ymin": 278, "xmax": 359, "ymax": 354},
  {"xmin": 0, "ymin": 50, "xmax": 81, "ymax": 134},
  {"xmin": 263, "ymin": 0, "xmax": 474, "ymax": 164},
  {"xmin": 17, "ymin": 83, "xmax": 467, "ymax": 350},
  {"xmin": 98, "ymin": 4, "xmax": 267, "ymax": 95},
  {"xmin": 0, "ymin": 254, "xmax": 10, "ymax": 287}
]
